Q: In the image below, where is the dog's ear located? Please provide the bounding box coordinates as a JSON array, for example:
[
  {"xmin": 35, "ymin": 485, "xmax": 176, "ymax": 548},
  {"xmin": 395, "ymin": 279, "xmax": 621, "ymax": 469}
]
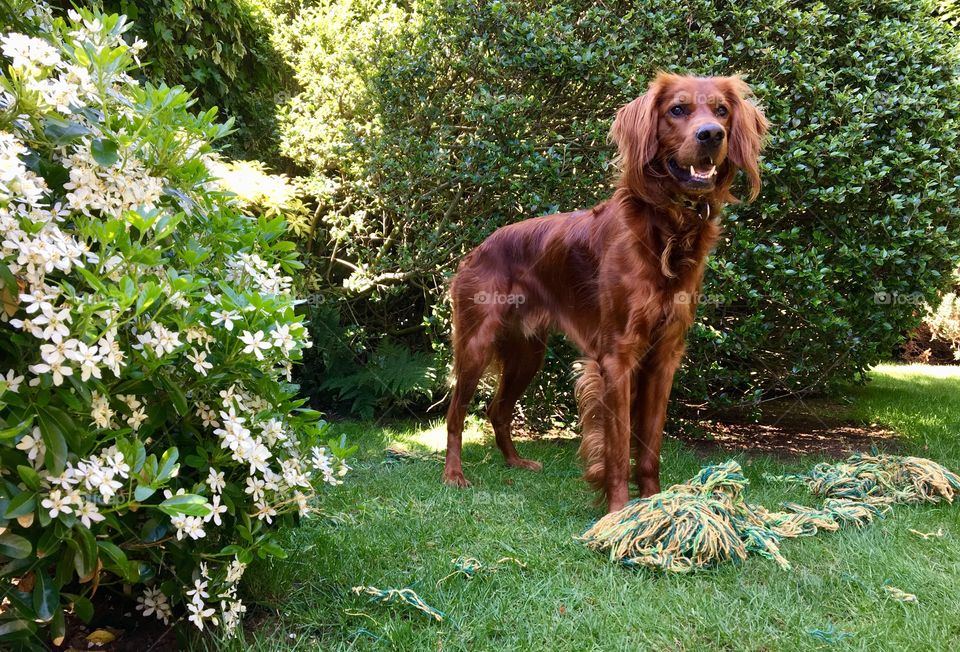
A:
[
  {"xmin": 609, "ymin": 79, "xmax": 662, "ymax": 194},
  {"xmin": 724, "ymin": 77, "xmax": 769, "ymax": 202}
]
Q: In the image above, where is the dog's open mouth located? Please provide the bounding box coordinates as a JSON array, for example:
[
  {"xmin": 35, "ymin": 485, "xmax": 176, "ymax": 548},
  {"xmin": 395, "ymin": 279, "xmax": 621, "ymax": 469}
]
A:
[{"xmin": 667, "ymin": 158, "xmax": 718, "ymax": 189}]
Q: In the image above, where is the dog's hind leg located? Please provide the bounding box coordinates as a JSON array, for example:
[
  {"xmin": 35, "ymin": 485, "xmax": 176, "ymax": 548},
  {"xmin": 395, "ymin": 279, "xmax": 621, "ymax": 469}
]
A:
[
  {"xmin": 443, "ymin": 296, "xmax": 502, "ymax": 487},
  {"xmin": 487, "ymin": 332, "xmax": 547, "ymax": 471}
]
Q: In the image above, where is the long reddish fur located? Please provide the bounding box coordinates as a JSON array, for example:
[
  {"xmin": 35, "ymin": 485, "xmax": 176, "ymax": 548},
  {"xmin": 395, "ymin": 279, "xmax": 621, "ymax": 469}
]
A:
[{"xmin": 443, "ymin": 73, "xmax": 768, "ymax": 512}]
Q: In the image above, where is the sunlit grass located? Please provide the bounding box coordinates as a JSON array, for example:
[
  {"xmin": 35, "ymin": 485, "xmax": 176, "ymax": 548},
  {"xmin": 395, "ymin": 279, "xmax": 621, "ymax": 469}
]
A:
[{"xmin": 218, "ymin": 365, "xmax": 960, "ymax": 651}]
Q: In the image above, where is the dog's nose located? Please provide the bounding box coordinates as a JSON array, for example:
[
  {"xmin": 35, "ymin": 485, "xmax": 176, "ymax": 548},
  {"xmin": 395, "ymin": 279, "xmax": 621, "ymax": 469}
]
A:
[{"xmin": 696, "ymin": 123, "xmax": 725, "ymax": 145}]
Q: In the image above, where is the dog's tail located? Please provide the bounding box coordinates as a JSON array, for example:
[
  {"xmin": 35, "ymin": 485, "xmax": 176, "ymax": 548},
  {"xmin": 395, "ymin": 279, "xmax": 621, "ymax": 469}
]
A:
[{"xmin": 575, "ymin": 358, "xmax": 606, "ymax": 491}]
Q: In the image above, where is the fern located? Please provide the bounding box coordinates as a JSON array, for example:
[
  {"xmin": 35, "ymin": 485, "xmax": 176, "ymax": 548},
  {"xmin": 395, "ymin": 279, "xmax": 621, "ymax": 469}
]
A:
[{"xmin": 320, "ymin": 339, "xmax": 436, "ymax": 419}]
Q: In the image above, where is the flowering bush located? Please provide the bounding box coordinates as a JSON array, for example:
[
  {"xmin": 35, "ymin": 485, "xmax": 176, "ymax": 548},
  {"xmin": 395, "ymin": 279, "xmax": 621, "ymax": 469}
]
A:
[{"xmin": 0, "ymin": 6, "xmax": 347, "ymax": 645}]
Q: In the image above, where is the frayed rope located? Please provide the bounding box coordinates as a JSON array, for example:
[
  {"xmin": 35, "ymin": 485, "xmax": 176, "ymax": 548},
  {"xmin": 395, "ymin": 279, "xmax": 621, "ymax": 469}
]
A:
[
  {"xmin": 351, "ymin": 586, "xmax": 445, "ymax": 622},
  {"xmin": 765, "ymin": 452, "xmax": 960, "ymax": 504},
  {"xmin": 579, "ymin": 460, "xmax": 891, "ymax": 573},
  {"xmin": 437, "ymin": 556, "xmax": 526, "ymax": 585}
]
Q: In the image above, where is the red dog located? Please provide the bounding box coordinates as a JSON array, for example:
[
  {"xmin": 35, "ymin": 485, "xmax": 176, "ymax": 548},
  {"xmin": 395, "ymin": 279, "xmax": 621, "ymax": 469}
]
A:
[{"xmin": 443, "ymin": 74, "xmax": 768, "ymax": 512}]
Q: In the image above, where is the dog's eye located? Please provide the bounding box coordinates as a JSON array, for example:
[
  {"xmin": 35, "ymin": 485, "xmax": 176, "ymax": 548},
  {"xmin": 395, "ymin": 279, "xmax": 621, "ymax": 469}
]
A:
[
  {"xmin": 669, "ymin": 105, "xmax": 685, "ymax": 116},
  {"xmin": 715, "ymin": 105, "xmax": 729, "ymax": 117}
]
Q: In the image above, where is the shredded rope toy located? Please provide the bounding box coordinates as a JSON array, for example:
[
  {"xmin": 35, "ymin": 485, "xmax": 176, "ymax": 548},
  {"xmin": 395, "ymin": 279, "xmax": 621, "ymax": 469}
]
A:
[
  {"xmin": 351, "ymin": 586, "xmax": 446, "ymax": 622},
  {"xmin": 766, "ymin": 452, "xmax": 960, "ymax": 504},
  {"xmin": 582, "ymin": 453, "xmax": 959, "ymax": 572},
  {"xmin": 579, "ymin": 460, "xmax": 887, "ymax": 572}
]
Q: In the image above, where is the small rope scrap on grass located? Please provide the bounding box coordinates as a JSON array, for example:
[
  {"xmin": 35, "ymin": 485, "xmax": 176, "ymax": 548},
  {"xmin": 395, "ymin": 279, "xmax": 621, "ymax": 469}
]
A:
[
  {"xmin": 437, "ymin": 556, "xmax": 526, "ymax": 585},
  {"xmin": 351, "ymin": 586, "xmax": 446, "ymax": 622},
  {"xmin": 767, "ymin": 452, "xmax": 960, "ymax": 504},
  {"xmin": 579, "ymin": 460, "xmax": 885, "ymax": 573},
  {"xmin": 883, "ymin": 585, "xmax": 919, "ymax": 604}
]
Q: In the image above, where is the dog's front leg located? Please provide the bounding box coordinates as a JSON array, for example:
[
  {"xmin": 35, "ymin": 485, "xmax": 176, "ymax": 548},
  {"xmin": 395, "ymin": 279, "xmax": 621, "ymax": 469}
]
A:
[
  {"xmin": 632, "ymin": 325, "xmax": 687, "ymax": 497},
  {"xmin": 600, "ymin": 355, "xmax": 633, "ymax": 513}
]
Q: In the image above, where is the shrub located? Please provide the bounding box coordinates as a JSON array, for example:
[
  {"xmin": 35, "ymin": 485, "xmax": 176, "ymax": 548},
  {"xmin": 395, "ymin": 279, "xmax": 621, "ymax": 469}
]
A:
[
  {"xmin": 902, "ymin": 269, "xmax": 960, "ymax": 363},
  {"xmin": 90, "ymin": 0, "xmax": 291, "ymax": 163},
  {"xmin": 0, "ymin": 6, "xmax": 347, "ymax": 645},
  {"xmin": 275, "ymin": 0, "xmax": 960, "ymax": 417}
]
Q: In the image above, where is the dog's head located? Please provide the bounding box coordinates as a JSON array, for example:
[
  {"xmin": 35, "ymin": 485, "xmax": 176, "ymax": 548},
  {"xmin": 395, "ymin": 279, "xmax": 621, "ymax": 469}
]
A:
[{"xmin": 610, "ymin": 73, "xmax": 768, "ymax": 204}]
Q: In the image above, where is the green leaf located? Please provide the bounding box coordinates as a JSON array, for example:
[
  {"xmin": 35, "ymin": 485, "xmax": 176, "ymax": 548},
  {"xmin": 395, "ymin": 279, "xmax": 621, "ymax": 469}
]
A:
[
  {"xmin": 259, "ymin": 541, "xmax": 288, "ymax": 559},
  {"xmin": 157, "ymin": 447, "xmax": 179, "ymax": 482},
  {"xmin": 43, "ymin": 117, "xmax": 91, "ymax": 144},
  {"xmin": 4, "ymin": 491, "xmax": 36, "ymax": 519},
  {"xmin": 73, "ymin": 526, "xmax": 98, "ymax": 579},
  {"xmin": 162, "ymin": 376, "xmax": 188, "ymax": 416},
  {"xmin": 36, "ymin": 409, "xmax": 68, "ymax": 475},
  {"xmin": 157, "ymin": 493, "xmax": 210, "ymax": 517},
  {"xmin": 90, "ymin": 138, "xmax": 120, "ymax": 166},
  {"xmin": 0, "ymin": 416, "xmax": 32, "ymax": 440},
  {"xmin": 134, "ymin": 485, "xmax": 156, "ymax": 501},
  {"xmin": 0, "ymin": 532, "xmax": 32, "ymax": 559},
  {"xmin": 0, "ymin": 618, "xmax": 34, "ymax": 640},
  {"xmin": 16, "ymin": 465, "xmax": 41, "ymax": 491},
  {"xmin": 32, "ymin": 570, "xmax": 59, "ymax": 622}
]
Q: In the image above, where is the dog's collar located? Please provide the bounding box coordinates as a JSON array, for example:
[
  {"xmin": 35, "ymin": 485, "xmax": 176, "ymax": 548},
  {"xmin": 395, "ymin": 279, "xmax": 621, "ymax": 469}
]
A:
[{"xmin": 676, "ymin": 198, "xmax": 711, "ymax": 220}]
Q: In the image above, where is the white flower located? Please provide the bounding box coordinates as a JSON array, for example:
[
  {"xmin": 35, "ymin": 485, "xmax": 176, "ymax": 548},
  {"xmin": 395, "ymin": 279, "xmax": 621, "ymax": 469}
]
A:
[
  {"xmin": 90, "ymin": 391, "xmax": 114, "ymax": 429},
  {"xmin": 171, "ymin": 514, "xmax": 206, "ymax": 541},
  {"xmin": 186, "ymin": 599, "xmax": 217, "ymax": 631},
  {"xmin": 40, "ymin": 489, "xmax": 72, "ymax": 518},
  {"xmin": 244, "ymin": 476, "xmax": 265, "ymax": 501},
  {"xmin": 2, "ymin": 369, "xmax": 24, "ymax": 394},
  {"xmin": 31, "ymin": 359, "xmax": 72, "ymax": 385},
  {"xmin": 63, "ymin": 144, "xmax": 164, "ymax": 218},
  {"xmin": 31, "ymin": 304, "xmax": 72, "ymax": 343},
  {"xmin": 239, "ymin": 330, "xmax": 271, "ymax": 359},
  {"xmin": 252, "ymin": 499, "xmax": 276, "ymax": 524},
  {"xmin": 196, "ymin": 402, "xmax": 219, "ymax": 429},
  {"xmin": 127, "ymin": 407, "xmax": 147, "ymax": 431},
  {"xmin": 0, "ymin": 33, "xmax": 62, "ymax": 73},
  {"xmin": 65, "ymin": 340, "xmax": 101, "ymax": 381},
  {"xmin": 221, "ymin": 599, "xmax": 246, "ymax": 632},
  {"xmin": 97, "ymin": 330, "xmax": 125, "ymax": 375},
  {"xmin": 206, "ymin": 467, "xmax": 225, "ymax": 494},
  {"xmin": 186, "ymin": 578, "xmax": 209, "ymax": 602},
  {"xmin": 186, "ymin": 348, "xmax": 212, "ymax": 376},
  {"xmin": 225, "ymin": 558, "xmax": 246, "ymax": 584},
  {"xmin": 106, "ymin": 452, "xmax": 130, "ymax": 478},
  {"xmin": 136, "ymin": 587, "xmax": 172, "ymax": 625},
  {"xmin": 16, "ymin": 427, "xmax": 45, "ymax": 466},
  {"xmin": 118, "ymin": 394, "xmax": 141, "ymax": 411},
  {"xmin": 204, "ymin": 494, "xmax": 228, "ymax": 526},
  {"xmin": 211, "ymin": 309, "xmax": 237, "ymax": 331},
  {"xmin": 271, "ymin": 323, "xmax": 296, "ymax": 353},
  {"xmin": 293, "ymin": 491, "xmax": 310, "ymax": 516},
  {"xmin": 77, "ymin": 500, "xmax": 105, "ymax": 528}
]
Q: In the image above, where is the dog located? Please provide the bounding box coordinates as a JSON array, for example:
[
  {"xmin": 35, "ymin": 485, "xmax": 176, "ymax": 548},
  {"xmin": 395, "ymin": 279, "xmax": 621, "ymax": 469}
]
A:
[{"xmin": 442, "ymin": 73, "xmax": 768, "ymax": 512}]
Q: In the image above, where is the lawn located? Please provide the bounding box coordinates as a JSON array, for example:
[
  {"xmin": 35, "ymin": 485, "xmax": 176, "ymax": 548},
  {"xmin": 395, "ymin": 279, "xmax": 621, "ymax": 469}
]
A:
[{"xmin": 227, "ymin": 365, "xmax": 960, "ymax": 651}]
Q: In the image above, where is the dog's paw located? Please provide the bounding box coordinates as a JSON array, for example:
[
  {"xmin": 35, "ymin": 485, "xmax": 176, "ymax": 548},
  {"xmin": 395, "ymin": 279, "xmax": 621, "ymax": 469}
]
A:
[
  {"xmin": 443, "ymin": 468, "xmax": 472, "ymax": 487},
  {"xmin": 506, "ymin": 457, "xmax": 543, "ymax": 471}
]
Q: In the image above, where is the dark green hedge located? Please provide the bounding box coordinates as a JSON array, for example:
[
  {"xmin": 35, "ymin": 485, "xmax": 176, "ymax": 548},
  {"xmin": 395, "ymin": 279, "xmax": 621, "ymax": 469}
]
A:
[
  {"xmin": 94, "ymin": 0, "xmax": 291, "ymax": 162},
  {"xmin": 280, "ymin": 0, "xmax": 960, "ymax": 417}
]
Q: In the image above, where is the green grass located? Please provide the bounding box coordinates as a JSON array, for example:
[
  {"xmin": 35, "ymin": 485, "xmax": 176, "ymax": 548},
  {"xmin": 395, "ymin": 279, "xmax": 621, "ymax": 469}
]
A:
[{"xmin": 225, "ymin": 364, "xmax": 960, "ymax": 651}]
